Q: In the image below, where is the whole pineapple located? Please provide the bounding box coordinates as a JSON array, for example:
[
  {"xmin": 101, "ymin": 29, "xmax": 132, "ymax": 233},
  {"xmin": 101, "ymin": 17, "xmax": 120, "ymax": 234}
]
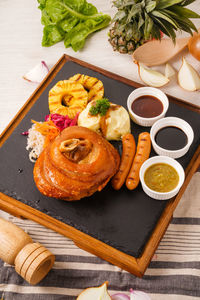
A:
[{"xmin": 109, "ymin": 0, "xmax": 200, "ymax": 54}]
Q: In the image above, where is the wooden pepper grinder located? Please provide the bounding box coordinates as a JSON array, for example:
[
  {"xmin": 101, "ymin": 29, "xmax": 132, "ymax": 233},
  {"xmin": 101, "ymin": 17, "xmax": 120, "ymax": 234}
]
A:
[{"xmin": 0, "ymin": 217, "xmax": 55, "ymax": 285}]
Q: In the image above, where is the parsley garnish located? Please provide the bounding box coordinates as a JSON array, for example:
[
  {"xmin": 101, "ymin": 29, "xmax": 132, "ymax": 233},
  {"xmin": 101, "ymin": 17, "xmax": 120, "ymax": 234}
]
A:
[{"xmin": 89, "ymin": 98, "xmax": 110, "ymax": 116}]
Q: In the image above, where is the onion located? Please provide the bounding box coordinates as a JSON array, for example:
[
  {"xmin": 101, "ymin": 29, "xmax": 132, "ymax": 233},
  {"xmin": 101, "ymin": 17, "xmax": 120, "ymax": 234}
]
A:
[
  {"xmin": 138, "ymin": 62, "xmax": 169, "ymax": 87},
  {"xmin": 165, "ymin": 63, "xmax": 175, "ymax": 78},
  {"xmin": 178, "ymin": 57, "xmax": 200, "ymax": 91},
  {"xmin": 130, "ymin": 289, "xmax": 151, "ymax": 300},
  {"xmin": 23, "ymin": 61, "xmax": 49, "ymax": 83},
  {"xmin": 111, "ymin": 293, "xmax": 130, "ymax": 300},
  {"xmin": 21, "ymin": 131, "xmax": 29, "ymax": 136},
  {"xmin": 188, "ymin": 32, "xmax": 200, "ymax": 61}
]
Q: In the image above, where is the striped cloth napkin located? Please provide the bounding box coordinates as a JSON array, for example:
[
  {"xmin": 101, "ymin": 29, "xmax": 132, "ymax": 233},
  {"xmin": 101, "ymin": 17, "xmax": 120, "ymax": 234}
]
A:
[{"xmin": 0, "ymin": 172, "xmax": 199, "ymax": 300}]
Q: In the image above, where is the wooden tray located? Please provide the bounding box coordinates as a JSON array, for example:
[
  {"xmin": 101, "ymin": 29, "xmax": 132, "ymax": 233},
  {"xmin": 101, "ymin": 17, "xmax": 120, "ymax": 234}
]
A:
[{"xmin": 0, "ymin": 54, "xmax": 200, "ymax": 277}]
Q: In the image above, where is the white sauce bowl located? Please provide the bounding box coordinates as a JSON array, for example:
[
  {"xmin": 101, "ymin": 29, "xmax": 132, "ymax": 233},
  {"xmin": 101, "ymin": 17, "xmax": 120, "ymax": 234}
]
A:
[
  {"xmin": 150, "ymin": 117, "xmax": 194, "ymax": 159},
  {"xmin": 139, "ymin": 156, "xmax": 185, "ymax": 200},
  {"xmin": 127, "ymin": 87, "xmax": 169, "ymax": 127}
]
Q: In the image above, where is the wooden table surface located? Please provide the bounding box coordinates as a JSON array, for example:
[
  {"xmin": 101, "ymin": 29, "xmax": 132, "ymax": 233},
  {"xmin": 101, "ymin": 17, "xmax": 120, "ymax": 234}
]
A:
[{"xmin": 0, "ymin": 0, "xmax": 200, "ymax": 135}]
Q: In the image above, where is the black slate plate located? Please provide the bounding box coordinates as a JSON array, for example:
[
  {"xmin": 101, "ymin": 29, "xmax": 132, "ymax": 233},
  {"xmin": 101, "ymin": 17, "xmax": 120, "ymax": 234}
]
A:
[{"xmin": 0, "ymin": 60, "xmax": 199, "ymax": 258}]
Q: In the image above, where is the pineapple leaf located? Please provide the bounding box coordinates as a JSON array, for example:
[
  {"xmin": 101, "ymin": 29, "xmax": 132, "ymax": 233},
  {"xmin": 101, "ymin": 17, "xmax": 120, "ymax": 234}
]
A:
[
  {"xmin": 180, "ymin": 0, "xmax": 197, "ymax": 6},
  {"xmin": 164, "ymin": 9, "xmax": 194, "ymax": 34},
  {"xmin": 158, "ymin": 9, "xmax": 180, "ymax": 27},
  {"xmin": 175, "ymin": 21, "xmax": 193, "ymax": 34},
  {"xmin": 153, "ymin": 17, "xmax": 176, "ymax": 41},
  {"xmin": 144, "ymin": 12, "xmax": 154, "ymax": 39},
  {"xmin": 145, "ymin": 0, "xmax": 157, "ymax": 13},
  {"xmin": 169, "ymin": 5, "xmax": 200, "ymax": 18},
  {"xmin": 168, "ymin": 7, "xmax": 198, "ymax": 31},
  {"xmin": 125, "ymin": 24, "xmax": 134, "ymax": 40},
  {"xmin": 113, "ymin": 10, "xmax": 127, "ymax": 22},
  {"xmin": 132, "ymin": 20, "xmax": 142, "ymax": 40},
  {"xmin": 151, "ymin": 23, "xmax": 162, "ymax": 39},
  {"xmin": 112, "ymin": 0, "xmax": 126, "ymax": 9},
  {"xmin": 118, "ymin": 1, "xmax": 138, "ymax": 8},
  {"xmin": 112, "ymin": 0, "xmax": 122, "ymax": 9},
  {"xmin": 156, "ymin": 0, "xmax": 183, "ymax": 9},
  {"xmin": 135, "ymin": 0, "xmax": 144, "ymax": 3},
  {"xmin": 127, "ymin": 3, "xmax": 142, "ymax": 22},
  {"xmin": 151, "ymin": 10, "xmax": 178, "ymax": 28},
  {"xmin": 115, "ymin": 22, "xmax": 126, "ymax": 35},
  {"xmin": 138, "ymin": 12, "xmax": 145, "ymax": 28},
  {"xmin": 180, "ymin": 17, "xmax": 198, "ymax": 32}
]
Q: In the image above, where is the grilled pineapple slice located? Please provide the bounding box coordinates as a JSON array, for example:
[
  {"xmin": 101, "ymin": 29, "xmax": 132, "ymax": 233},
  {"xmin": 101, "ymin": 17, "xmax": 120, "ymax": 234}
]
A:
[
  {"xmin": 68, "ymin": 74, "xmax": 104, "ymax": 102},
  {"xmin": 48, "ymin": 80, "xmax": 88, "ymax": 118}
]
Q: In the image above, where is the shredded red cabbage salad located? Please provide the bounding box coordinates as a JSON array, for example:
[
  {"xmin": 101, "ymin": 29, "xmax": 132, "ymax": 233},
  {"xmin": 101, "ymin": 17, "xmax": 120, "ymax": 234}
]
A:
[
  {"xmin": 45, "ymin": 113, "xmax": 79, "ymax": 131},
  {"xmin": 21, "ymin": 131, "xmax": 29, "ymax": 136},
  {"xmin": 22, "ymin": 113, "xmax": 79, "ymax": 136}
]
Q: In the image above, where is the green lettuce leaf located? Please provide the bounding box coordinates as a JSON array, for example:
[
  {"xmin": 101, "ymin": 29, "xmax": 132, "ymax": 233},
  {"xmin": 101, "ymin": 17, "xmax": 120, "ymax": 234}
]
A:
[
  {"xmin": 42, "ymin": 25, "xmax": 64, "ymax": 46},
  {"xmin": 64, "ymin": 15, "xmax": 111, "ymax": 51},
  {"xmin": 38, "ymin": 0, "xmax": 47, "ymax": 10},
  {"xmin": 38, "ymin": 0, "xmax": 111, "ymax": 50},
  {"xmin": 59, "ymin": 16, "xmax": 79, "ymax": 32}
]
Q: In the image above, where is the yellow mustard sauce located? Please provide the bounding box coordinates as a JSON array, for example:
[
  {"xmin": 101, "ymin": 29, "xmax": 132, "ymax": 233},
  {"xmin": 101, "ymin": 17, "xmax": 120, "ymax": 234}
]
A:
[{"xmin": 144, "ymin": 163, "xmax": 179, "ymax": 193}]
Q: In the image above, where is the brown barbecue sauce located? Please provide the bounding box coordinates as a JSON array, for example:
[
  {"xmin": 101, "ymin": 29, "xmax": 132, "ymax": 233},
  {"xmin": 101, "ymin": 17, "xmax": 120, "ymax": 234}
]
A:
[{"xmin": 131, "ymin": 95, "xmax": 163, "ymax": 118}]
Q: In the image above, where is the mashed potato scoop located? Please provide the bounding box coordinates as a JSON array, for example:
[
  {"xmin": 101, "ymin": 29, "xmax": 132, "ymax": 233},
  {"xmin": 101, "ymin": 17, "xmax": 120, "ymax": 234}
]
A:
[{"xmin": 78, "ymin": 100, "xmax": 130, "ymax": 140}]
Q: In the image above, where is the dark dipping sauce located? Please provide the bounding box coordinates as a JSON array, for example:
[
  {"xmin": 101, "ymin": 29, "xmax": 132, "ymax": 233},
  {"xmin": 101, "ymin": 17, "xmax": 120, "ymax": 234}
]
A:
[
  {"xmin": 131, "ymin": 95, "xmax": 163, "ymax": 118},
  {"xmin": 155, "ymin": 126, "xmax": 188, "ymax": 151}
]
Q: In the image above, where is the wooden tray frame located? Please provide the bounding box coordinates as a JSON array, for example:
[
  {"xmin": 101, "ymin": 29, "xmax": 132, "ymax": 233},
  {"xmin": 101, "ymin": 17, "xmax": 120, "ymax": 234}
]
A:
[{"xmin": 0, "ymin": 54, "xmax": 200, "ymax": 277}]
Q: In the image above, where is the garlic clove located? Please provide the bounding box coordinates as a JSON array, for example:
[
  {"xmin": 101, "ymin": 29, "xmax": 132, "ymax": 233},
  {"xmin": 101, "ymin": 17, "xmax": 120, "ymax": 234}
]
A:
[
  {"xmin": 138, "ymin": 63, "xmax": 169, "ymax": 87},
  {"xmin": 178, "ymin": 57, "xmax": 200, "ymax": 91}
]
